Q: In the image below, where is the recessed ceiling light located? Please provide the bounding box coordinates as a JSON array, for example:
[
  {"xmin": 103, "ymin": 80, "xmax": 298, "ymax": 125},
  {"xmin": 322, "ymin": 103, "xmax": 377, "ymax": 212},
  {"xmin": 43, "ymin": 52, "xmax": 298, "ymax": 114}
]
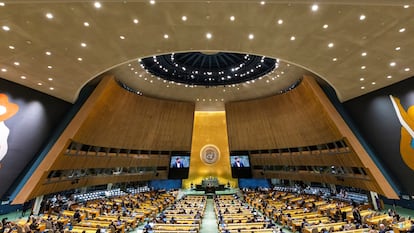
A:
[
  {"xmin": 360, "ymin": 77, "xmax": 364, "ymax": 81},
  {"xmin": 48, "ymin": 77, "xmax": 53, "ymax": 81},
  {"xmin": 332, "ymin": 58, "xmax": 337, "ymax": 61},
  {"xmin": 133, "ymin": 19, "xmax": 139, "ymax": 24},
  {"xmin": 361, "ymin": 52, "xmax": 367, "ymax": 56},
  {"xmin": 47, "ymin": 65, "xmax": 53, "ymax": 69},
  {"xmin": 206, "ymin": 32, "xmax": 212, "ymax": 39},
  {"xmin": 311, "ymin": 4, "xmax": 319, "ymax": 11},
  {"xmin": 164, "ymin": 34, "xmax": 169, "ymax": 39},
  {"xmin": 20, "ymin": 75, "xmax": 26, "ymax": 79},
  {"xmin": 359, "ymin": 14, "xmax": 366, "ymax": 20},
  {"xmin": 323, "ymin": 24, "xmax": 328, "ymax": 29},
  {"xmin": 277, "ymin": 19, "xmax": 283, "ymax": 25},
  {"xmin": 84, "ymin": 22, "xmax": 90, "ymax": 27},
  {"xmin": 13, "ymin": 62, "xmax": 20, "ymax": 66},
  {"xmin": 149, "ymin": 0, "xmax": 155, "ymax": 4},
  {"xmin": 8, "ymin": 45, "xmax": 15, "ymax": 50},
  {"xmin": 361, "ymin": 66, "xmax": 366, "ymax": 69},
  {"xmin": 182, "ymin": 16, "xmax": 187, "ymax": 21},
  {"xmin": 0, "ymin": 2, "xmax": 5, "ymax": 6},
  {"xmin": 328, "ymin": 42, "xmax": 334, "ymax": 48},
  {"xmin": 404, "ymin": 67, "xmax": 410, "ymax": 71},
  {"xmin": 395, "ymin": 47, "xmax": 401, "ymax": 51},
  {"xmin": 290, "ymin": 36, "xmax": 296, "ymax": 41},
  {"xmin": 371, "ymin": 82, "xmax": 376, "ymax": 85},
  {"xmin": 37, "ymin": 82, "xmax": 42, "ymax": 86},
  {"xmin": 120, "ymin": 35, "xmax": 125, "ymax": 40},
  {"xmin": 390, "ymin": 62, "xmax": 396, "ymax": 67},
  {"xmin": 46, "ymin": 13, "xmax": 53, "ymax": 19},
  {"xmin": 77, "ymin": 57, "xmax": 83, "ymax": 61},
  {"xmin": 1, "ymin": 68, "xmax": 7, "ymax": 72},
  {"xmin": 399, "ymin": 28, "xmax": 406, "ymax": 32},
  {"xmin": 248, "ymin": 34, "xmax": 254, "ymax": 40},
  {"xmin": 260, "ymin": 1, "xmax": 265, "ymax": 5},
  {"xmin": 230, "ymin": 16, "xmax": 235, "ymax": 21},
  {"xmin": 81, "ymin": 42, "xmax": 87, "ymax": 47},
  {"xmin": 387, "ymin": 75, "xmax": 392, "ymax": 79},
  {"xmin": 2, "ymin": 25, "xmax": 10, "ymax": 31},
  {"xmin": 94, "ymin": 1, "xmax": 101, "ymax": 8},
  {"xmin": 49, "ymin": 87, "xmax": 54, "ymax": 90},
  {"xmin": 403, "ymin": 5, "xmax": 409, "ymax": 8},
  {"xmin": 361, "ymin": 86, "xmax": 365, "ymax": 89},
  {"xmin": 45, "ymin": 51, "xmax": 52, "ymax": 55}
]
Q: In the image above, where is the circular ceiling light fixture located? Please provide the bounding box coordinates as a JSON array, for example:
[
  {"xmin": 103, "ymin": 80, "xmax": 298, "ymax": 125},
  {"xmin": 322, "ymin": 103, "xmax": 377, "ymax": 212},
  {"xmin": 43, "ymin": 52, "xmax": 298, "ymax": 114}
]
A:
[{"xmin": 140, "ymin": 52, "xmax": 278, "ymax": 86}]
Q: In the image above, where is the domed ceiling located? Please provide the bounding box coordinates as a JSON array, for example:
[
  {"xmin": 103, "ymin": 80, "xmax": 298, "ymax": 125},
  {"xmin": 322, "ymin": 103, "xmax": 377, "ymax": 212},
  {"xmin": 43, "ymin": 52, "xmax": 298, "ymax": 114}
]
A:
[{"xmin": 0, "ymin": 1, "xmax": 413, "ymax": 111}]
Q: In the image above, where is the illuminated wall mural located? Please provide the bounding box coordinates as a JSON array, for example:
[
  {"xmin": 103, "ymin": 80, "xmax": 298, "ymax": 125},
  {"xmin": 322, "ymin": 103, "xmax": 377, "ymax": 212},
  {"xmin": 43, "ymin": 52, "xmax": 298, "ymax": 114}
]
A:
[
  {"xmin": 0, "ymin": 94, "xmax": 19, "ymax": 163},
  {"xmin": 390, "ymin": 95, "xmax": 414, "ymax": 171}
]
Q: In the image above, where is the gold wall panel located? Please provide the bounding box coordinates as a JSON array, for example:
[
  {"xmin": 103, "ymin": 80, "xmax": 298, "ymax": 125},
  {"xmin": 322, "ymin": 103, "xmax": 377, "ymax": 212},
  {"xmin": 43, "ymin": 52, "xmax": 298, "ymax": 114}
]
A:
[{"xmin": 183, "ymin": 111, "xmax": 237, "ymax": 188}]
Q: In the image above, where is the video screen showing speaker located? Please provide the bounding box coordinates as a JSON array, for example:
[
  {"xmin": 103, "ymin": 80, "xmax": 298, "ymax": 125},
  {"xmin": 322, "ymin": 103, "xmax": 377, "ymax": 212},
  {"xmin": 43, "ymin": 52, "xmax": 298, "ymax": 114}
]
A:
[
  {"xmin": 230, "ymin": 153, "xmax": 252, "ymax": 178},
  {"xmin": 168, "ymin": 152, "xmax": 190, "ymax": 179}
]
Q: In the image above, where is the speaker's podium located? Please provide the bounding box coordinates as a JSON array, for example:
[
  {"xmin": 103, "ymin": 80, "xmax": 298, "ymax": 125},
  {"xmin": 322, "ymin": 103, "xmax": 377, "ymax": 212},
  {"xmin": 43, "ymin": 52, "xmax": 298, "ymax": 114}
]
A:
[{"xmin": 195, "ymin": 177, "xmax": 225, "ymax": 194}]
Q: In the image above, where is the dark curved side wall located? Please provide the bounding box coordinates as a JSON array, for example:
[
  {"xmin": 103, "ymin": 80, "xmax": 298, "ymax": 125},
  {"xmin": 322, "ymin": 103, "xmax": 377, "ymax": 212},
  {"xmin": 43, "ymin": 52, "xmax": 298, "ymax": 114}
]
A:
[
  {"xmin": 0, "ymin": 78, "xmax": 72, "ymax": 200},
  {"xmin": 343, "ymin": 76, "xmax": 414, "ymax": 196}
]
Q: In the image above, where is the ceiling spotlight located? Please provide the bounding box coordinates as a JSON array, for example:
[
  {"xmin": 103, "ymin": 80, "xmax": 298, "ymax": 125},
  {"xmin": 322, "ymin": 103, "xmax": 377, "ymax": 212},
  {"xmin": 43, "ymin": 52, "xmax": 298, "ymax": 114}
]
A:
[
  {"xmin": 323, "ymin": 24, "xmax": 328, "ymax": 29},
  {"xmin": 260, "ymin": 1, "xmax": 265, "ymax": 5},
  {"xmin": 361, "ymin": 52, "xmax": 367, "ymax": 56},
  {"xmin": 45, "ymin": 51, "xmax": 52, "ymax": 55},
  {"xmin": 403, "ymin": 5, "xmax": 410, "ymax": 8},
  {"xmin": 164, "ymin": 34, "xmax": 169, "ymax": 39},
  {"xmin": 133, "ymin": 19, "xmax": 139, "ymax": 24},
  {"xmin": 277, "ymin": 19, "xmax": 283, "ymax": 25},
  {"xmin": 230, "ymin": 16, "xmax": 235, "ymax": 21},
  {"xmin": 77, "ymin": 57, "xmax": 83, "ymax": 61},
  {"xmin": 332, "ymin": 58, "xmax": 337, "ymax": 61},
  {"xmin": 46, "ymin": 13, "xmax": 54, "ymax": 19},
  {"xmin": 94, "ymin": 1, "xmax": 101, "ymax": 8},
  {"xmin": 0, "ymin": 2, "xmax": 4, "ymax": 6},
  {"xmin": 149, "ymin": 0, "xmax": 155, "ymax": 4},
  {"xmin": 359, "ymin": 14, "xmax": 366, "ymax": 20},
  {"xmin": 311, "ymin": 4, "xmax": 319, "ymax": 11},
  {"xmin": 37, "ymin": 82, "xmax": 42, "ymax": 86},
  {"xmin": 47, "ymin": 65, "xmax": 53, "ymax": 69},
  {"xmin": 360, "ymin": 77, "xmax": 364, "ymax": 81},
  {"xmin": 399, "ymin": 28, "xmax": 406, "ymax": 32},
  {"xmin": 120, "ymin": 35, "xmax": 126, "ymax": 39},
  {"xmin": 49, "ymin": 87, "xmax": 54, "ymax": 90},
  {"xmin": 361, "ymin": 86, "xmax": 365, "ymax": 89},
  {"xmin": 20, "ymin": 75, "xmax": 26, "ymax": 79},
  {"xmin": 387, "ymin": 75, "xmax": 392, "ymax": 79},
  {"xmin": 84, "ymin": 22, "xmax": 90, "ymax": 27},
  {"xmin": 361, "ymin": 65, "xmax": 366, "ymax": 69},
  {"xmin": 206, "ymin": 32, "xmax": 212, "ymax": 39},
  {"xmin": 395, "ymin": 47, "xmax": 401, "ymax": 51},
  {"xmin": 248, "ymin": 34, "xmax": 254, "ymax": 40},
  {"xmin": 404, "ymin": 68, "xmax": 410, "ymax": 71},
  {"xmin": 81, "ymin": 42, "xmax": 87, "ymax": 47},
  {"xmin": 390, "ymin": 62, "xmax": 396, "ymax": 67},
  {"xmin": 13, "ymin": 62, "xmax": 20, "ymax": 66},
  {"xmin": 2, "ymin": 25, "xmax": 10, "ymax": 31},
  {"xmin": 48, "ymin": 77, "xmax": 53, "ymax": 81},
  {"xmin": 9, "ymin": 45, "xmax": 15, "ymax": 50},
  {"xmin": 371, "ymin": 82, "xmax": 376, "ymax": 85},
  {"xmin": 182, "ymin": 16, "xmax": 187, "ymax": 21},
  {"xmin": 328, "ymin": 42, "xmax": 334, "ymax": 48},
  {"xmin": 1, "ymin": 68, "xmax": 7, "ymax": 72},
  {"xmin": 290, "ymin": 36, "xmax": 296, "ymax": 41}
]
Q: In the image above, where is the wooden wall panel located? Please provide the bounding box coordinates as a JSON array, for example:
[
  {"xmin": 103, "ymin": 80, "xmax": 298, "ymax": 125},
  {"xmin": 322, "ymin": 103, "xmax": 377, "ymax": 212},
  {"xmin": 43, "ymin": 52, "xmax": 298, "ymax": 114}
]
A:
[
  {"xmin": 250, "ymin": 153, "xmax": 362, "ymax": 167},
  {"xmin": 226, "ymin": 77, "xmax": 342, "ymax": 150},
  {"xmin": 74, "ymin": 78, "xmax": 195, "ymax": 150}
]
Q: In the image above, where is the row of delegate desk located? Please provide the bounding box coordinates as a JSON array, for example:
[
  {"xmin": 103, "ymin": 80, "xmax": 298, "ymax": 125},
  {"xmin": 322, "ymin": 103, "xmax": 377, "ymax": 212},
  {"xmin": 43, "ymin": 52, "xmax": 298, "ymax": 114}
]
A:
[
  {"xmin": 215, "ymin": 194, "xmax": 275, "ymax": 233},
  {"xmin": 152, "ymin": 195, "xmax": 206, "ymax": 233},
  {"xmin": 14, "ymin": 190, "xmax": 176, "ymax": 233},
  {"xmin": 243, "ymin": 190, "xmax": 403, "ymax": 233}
]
